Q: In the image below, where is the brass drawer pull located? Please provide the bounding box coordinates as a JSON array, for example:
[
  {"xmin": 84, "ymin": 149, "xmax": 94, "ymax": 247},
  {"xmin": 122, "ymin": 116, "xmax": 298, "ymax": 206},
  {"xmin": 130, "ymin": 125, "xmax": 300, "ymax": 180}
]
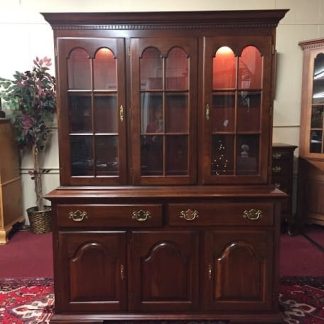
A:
[
  {"xmin": 179, "ymin": 209, "xmax": 199, "ymax": 221},
  {"xmin": 243, "ymin": 209, "xmax": 263, "ymax": 221},
  {"xmin": 272, "ymin": 152, "xmax": 282, "ymax": 159},
  {"xmin": 272, "ymin": 166, "xmax": 282, "ymax": 173},
  {"xmin": 69, "ymin": 210, "xmax": 88, "ymax": 222},
  {"xmin": 132, "ymin": 210, "xmax": 151, "ymax": 222}
]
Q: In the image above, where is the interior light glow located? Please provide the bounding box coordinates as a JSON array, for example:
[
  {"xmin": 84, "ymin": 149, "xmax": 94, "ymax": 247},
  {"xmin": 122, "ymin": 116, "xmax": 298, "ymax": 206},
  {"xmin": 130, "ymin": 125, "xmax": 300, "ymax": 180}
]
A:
[{"xmin": 216, "ymin": 46, "xmax": 233, "ymax": 55}]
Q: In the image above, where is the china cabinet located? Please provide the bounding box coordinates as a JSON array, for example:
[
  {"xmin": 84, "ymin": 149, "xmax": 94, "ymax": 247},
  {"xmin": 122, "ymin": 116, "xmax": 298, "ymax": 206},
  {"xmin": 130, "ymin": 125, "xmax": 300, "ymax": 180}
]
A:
[
  {"xmin": 44, "ymin": 10, "xmax": 287, "ymax": 323},
  {"xmin": 298, "ymin": 39, "xmax": 324, "ymax": 226},
  {"xmin": 0, "ymin": 119, "xmax": 24, "ymax": 244}
]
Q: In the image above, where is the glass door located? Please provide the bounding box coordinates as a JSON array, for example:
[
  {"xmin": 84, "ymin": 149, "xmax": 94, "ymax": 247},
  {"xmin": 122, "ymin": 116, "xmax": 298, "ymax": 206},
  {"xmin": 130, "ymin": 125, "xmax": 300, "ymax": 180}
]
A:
[
  {"xmin": 58, "ymin": 38, "xmax": 126, "ymax": 185},
  {"xmin": 202, "ymin": 37, "xmax": 272, "ymax": 184},
  {"xmin": 130, "ymin": 38, "xmax": 197, "ymax": 185},
  {"xmin": 309, "ymin": 52, "xmax": 324, "ymax": 154}
]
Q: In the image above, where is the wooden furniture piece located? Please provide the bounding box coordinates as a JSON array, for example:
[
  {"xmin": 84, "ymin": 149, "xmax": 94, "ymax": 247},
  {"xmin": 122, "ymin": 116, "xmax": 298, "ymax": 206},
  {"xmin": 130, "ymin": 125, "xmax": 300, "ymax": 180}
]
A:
[
  {"xmin": 0, "ymin": 119, "xmax": 24, "ymax": 244},
  {"xmin": 298, "ymin": 39, "xmax": 324, "ymax": 226},
  {"xmin": 43, "ymin": 10, "xmax": 287, "ymax": 323},
  {"xmin": 271, "ymin": 143, "xmax": 297, "ymax": 233}
]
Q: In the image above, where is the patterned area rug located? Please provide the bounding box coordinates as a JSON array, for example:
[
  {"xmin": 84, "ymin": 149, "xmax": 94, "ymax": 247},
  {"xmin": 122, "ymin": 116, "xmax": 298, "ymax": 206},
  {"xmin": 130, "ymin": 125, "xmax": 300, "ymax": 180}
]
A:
[
  {"xmin": 0, "ymin": 278, "xmax": 53, "ymax": 324},
  {"xmin": 280, "ymin": 277, "xmax": 324, "ymax": 324},
  {"xmin": 0, "ymin": 277, "xmax": 323, "ymax": 323}
]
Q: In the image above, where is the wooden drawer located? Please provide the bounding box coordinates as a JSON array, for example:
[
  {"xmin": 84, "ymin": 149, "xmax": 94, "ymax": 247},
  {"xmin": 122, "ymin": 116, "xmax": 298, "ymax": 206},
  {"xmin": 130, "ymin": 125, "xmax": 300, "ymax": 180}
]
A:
[
  {"xmin": 57, "ymin": 204, "xmax": 162, "ymax": 227},
  {"xmin": 167, "ymin": 203, "xmax": 274, "ymax": 226}
]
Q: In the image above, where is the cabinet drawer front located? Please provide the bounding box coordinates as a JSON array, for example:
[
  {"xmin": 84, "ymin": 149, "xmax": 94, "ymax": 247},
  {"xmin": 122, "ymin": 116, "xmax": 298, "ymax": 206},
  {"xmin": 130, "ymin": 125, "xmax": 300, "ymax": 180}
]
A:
[
  {"xmin": 57, "ymin": 204, "xmax": 162, "ymax": 227},
  {"xmin": 167, "ymin": 203, "xmax": 273, "ymax": 226}
]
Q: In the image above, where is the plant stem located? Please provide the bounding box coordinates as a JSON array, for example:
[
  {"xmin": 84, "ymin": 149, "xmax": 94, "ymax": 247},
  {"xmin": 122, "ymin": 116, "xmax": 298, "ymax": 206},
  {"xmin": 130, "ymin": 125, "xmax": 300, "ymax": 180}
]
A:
[{"xmin": 33, "ymin": 144, "xmax": 44, "ymax": 211}]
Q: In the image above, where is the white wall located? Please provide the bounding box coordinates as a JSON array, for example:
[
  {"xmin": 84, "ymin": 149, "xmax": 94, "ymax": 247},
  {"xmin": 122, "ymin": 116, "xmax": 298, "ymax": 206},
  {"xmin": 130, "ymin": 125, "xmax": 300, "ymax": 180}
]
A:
[{"xmin": 1, "ymin": 0, "xmax": 324, "ymax": 220}]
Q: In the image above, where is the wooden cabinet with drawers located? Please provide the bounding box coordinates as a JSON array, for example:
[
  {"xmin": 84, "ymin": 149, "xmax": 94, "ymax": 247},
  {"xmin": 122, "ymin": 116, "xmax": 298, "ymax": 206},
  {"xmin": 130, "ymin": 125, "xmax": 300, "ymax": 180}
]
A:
[
  {"xmin": 0, "ymin": 119, "xmax": 24, "ymax": 244},
  {"xmin": 271, "ymin": 143, "xmax": 297, "ymax": 233},
  {"xmin": 44, "ymin": 10, "xmax": 287, "ymax": 323}
]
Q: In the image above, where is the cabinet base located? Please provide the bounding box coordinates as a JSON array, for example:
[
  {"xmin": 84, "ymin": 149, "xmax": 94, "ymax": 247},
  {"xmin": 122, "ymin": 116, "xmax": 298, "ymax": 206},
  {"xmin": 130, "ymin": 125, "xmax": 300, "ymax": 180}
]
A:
[
  {"xmin": 50, "ymin": 312, "xmax": 283, "ymax": 323},
  {"xmin": 0, "ymin": 218, "xmax": 25, "ymax": 244}
]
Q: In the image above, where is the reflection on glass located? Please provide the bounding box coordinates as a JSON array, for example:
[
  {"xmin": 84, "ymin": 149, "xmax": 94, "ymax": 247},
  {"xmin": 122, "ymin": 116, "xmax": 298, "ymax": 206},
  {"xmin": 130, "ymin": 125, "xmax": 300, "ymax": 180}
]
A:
[
  {"xmin": 310, "ymin": 130, "xmax": 323, "ymax": 153},
  {"xmin": 69, "ymin": 95, "xmax": 92, "ymax": 132},
  {"xmin": 236, "ymin": 135, "xmax": 259, "ymax": 175},
  {"xmin": 213, "ymin": 46, "xmax": 236, "ymax": 89},
  {"xmin": 71, "ymin": 135, "xmax": 93, "ymax": 176},
  {"xmin": 140, "ymin": 47, "xmax": 162, "ymax": 90},
  {"xmin": 311, "ymin": 106, "xmax": 324, "ymax": 129},
  {"xmin": 238, "ymin": 46, "xmax": 262, "ymax": 89},
  {"xmin": 212, "ymin": 92, "xmax": 235, "ymax": 132},
  {"xmin": 95, "ymin": 135, "xmax": 118, "ymax": 175},
  {"xmin": 237, "ymin": 91, "xmax": 261, "ymax": 132},
  {"xmin": 94, "ymin": 95, "xmax": 117, "ymax": 133},
  {"xmin": 211, "ymin": 135, "xmax": 234, "ymax": 175},
  {"xmin": 141, "ymin": 93, "xmax": 163, "ymax": 133},
  {"xmin": 141, "ymin": 135, "xmax": 163, "ymax": 175},
  {"xmin": 166, "ymin": 94, "xmax": 188, "ymax": 133},
  {"xmin": 68, "ymin": 48, "xmax": 91, "ymax": 90},
  {"xmin": 312, "ymin": 53, "xmax": 324, "ymax": 104},
  {"xmin": 166, "ymin": 136, "xmax": 188, "ymax": 175},
  {"xmin": 166, "ymin": 47, "xmax": 188, "ymax": 90},
  {"xmin": 94, "ymin": 48, "xmax": 117, "ymax": 90}
]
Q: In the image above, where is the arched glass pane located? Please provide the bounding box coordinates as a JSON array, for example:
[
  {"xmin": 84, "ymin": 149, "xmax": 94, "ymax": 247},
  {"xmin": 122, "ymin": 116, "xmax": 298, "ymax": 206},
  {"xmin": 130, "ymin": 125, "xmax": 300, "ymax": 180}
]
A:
[
  {"xmin": 140, "ymin": 47, "xmax": 162, "ymax": 90},
  {"xmin": 94, "ymin": 48, "xmax": 117, "ymax": 90},
  {"xmin": 213, "ymin": 46, "xmax": 236, "ymax": 89},
  {"xmin": 238, "ymin": 46, "xmax": 262, "ymax": 89},
  {"xmin": 166, "ymin": 47, "xmax": 188, "ymax": 90},
  {"xmin": 68, "ymin": 48, "xmax": 91, "ymax": 90}
]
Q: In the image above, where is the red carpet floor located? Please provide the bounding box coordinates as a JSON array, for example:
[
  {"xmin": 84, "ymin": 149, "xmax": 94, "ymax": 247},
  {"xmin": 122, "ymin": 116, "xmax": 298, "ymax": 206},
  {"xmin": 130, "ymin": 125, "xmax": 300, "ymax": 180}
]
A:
[
  {"xmin": 0, "ymin": 277, "xmax": 324, "ymax": 324},
  {"xmin": 0, "ymin": 231, "xmax": 53, "ymax": 278},
  {"xmin": 0, "ymin": 227, "xmax": 323, "ymax": 323},
  {"xmin": 280, "ymin": 231, "xmax": 324, "ymax": 277},
  {"xmin": 0, "ymin": 227, "xmax": 323, "ymax": 278}
]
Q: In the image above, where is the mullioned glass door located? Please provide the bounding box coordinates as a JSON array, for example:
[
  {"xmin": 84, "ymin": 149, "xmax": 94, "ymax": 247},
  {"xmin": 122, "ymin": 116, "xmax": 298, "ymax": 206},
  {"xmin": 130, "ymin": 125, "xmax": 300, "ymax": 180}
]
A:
[
  {"xmin": 202, "ymin": 37, "xmax": 272, "ymax": 184},
  {"xmin": 131, "ymin": 38, "xmax": 198, "ymax": 185},
  {"xmin": 58, "ymin": 38, "xmax": 126, "ymax": 185}
]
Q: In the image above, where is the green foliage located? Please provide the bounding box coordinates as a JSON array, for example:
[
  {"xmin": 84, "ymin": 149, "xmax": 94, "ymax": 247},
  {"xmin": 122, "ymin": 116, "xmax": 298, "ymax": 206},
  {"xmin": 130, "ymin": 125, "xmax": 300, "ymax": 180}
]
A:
[
  {"xmin": 0, "ymin": 57, "xmax": 56, "ymax": 152},
  {"xmin": 0, "ymin": 57, "xmax": 56, "ymax": 211}
]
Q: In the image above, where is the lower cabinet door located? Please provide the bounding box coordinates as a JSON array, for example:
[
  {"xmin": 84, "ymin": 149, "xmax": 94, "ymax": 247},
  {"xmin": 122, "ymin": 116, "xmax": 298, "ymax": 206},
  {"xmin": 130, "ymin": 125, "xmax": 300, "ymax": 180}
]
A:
[
  {"xmin": 129, "ymin": 230, "xmax": 199, "ymax": 312},
  {"xmin": 202, "ymin": 230, "xmax": 274, "ymax": 312},
  {"xmin": 56, "ymin": 231, "xmax": 127, "ymax": 313}
]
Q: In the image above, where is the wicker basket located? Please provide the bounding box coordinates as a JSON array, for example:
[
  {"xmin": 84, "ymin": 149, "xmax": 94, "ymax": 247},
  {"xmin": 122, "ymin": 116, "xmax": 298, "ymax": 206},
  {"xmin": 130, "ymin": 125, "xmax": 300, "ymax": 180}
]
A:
[{"xmin": 27, "ymin": 206, "xmax": 52, "ymax": 234}]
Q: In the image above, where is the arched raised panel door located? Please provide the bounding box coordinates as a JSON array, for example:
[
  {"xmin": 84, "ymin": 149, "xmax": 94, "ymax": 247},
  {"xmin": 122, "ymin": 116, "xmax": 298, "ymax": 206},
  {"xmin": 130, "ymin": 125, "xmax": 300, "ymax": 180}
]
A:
[
  {"xmin": 56, "ymin": 232, "xmax": 127, "ymax": 313},
  {"xmin": 57, "ymin": 38, "xmax": 127, "ymax": 186},
  {"xmin": 203, "ymin": 230, "xmax": 273, "ymax": 311},
  {"xmin": 130, "ymin": 38, "xmax": 198, "ymax": 185},
  {"xmin": 201, "ymin": 36, "xmax": 272, "ymax": 185},
  {"xmin": 129, "ymin": 231, "xmax": 199, "ymax": 311}
]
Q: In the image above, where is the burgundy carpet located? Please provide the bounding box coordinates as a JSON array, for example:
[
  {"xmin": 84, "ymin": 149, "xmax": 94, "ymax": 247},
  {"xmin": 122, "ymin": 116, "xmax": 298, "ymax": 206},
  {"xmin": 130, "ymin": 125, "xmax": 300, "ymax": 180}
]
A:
[
  {"xmin": 280, "ymin": 232, "xmax": 324, "ymax": 277},
  {"xmin": 1, "ymin": 277, "xmax": 324, "ymax": 324},
  {"xmin": 0, "ymin": 231, "xmax": 53, "ymax": 278}
]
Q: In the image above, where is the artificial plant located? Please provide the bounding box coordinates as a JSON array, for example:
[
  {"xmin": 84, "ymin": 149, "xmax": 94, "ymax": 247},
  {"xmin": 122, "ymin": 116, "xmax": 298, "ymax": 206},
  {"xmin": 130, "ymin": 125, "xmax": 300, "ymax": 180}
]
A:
[{"xmin": 0, "ymin": 57, "xmax": 56, "ymax": 211}]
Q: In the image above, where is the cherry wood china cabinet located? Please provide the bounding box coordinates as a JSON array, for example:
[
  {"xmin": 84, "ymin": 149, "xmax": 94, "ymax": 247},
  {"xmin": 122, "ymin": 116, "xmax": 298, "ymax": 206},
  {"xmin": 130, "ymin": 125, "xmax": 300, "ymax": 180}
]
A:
[
  {"xmin": 298, "ymin": 38, "xmax": 324, "ymax": 227},
  {"xmin": 43, "ymin": 10, "xmax": 287, "ymax": 323}
]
